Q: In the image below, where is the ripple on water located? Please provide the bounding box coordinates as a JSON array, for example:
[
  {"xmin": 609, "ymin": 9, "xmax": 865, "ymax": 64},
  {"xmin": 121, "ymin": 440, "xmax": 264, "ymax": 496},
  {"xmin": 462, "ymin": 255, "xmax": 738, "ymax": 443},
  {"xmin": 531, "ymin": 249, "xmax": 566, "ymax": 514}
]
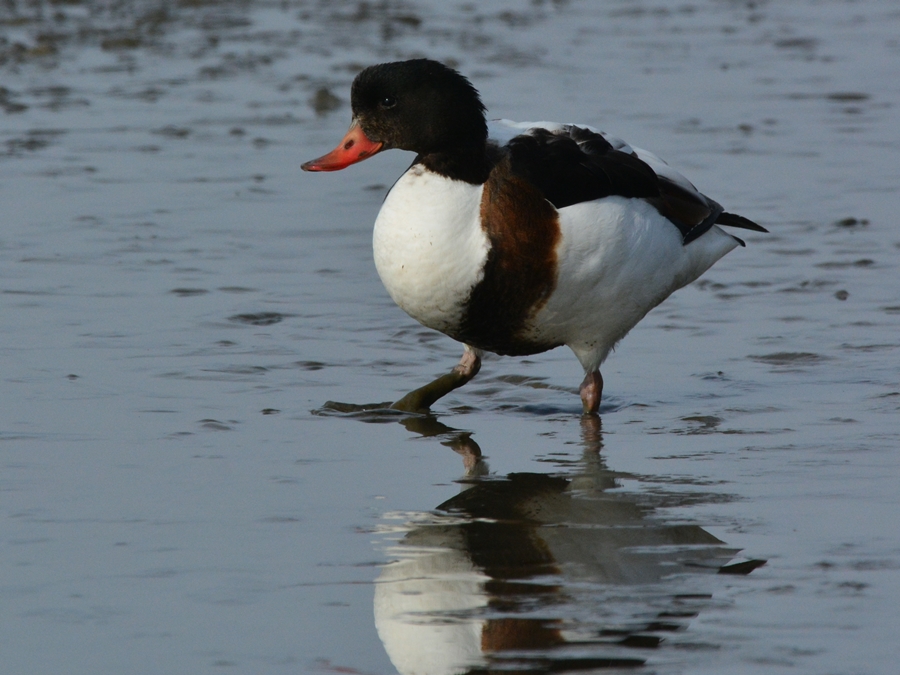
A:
[{"xmin": 2, "ymin": 1, "xmax": 900, "ymax": 674}]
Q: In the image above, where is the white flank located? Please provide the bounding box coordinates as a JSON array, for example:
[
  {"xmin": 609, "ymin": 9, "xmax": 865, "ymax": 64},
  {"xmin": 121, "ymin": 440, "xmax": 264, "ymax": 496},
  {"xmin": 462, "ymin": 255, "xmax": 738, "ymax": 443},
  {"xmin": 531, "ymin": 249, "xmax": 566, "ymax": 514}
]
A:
[{"xmin": 527, "ymin": 197, "xmax": 738, "ymax": 371}]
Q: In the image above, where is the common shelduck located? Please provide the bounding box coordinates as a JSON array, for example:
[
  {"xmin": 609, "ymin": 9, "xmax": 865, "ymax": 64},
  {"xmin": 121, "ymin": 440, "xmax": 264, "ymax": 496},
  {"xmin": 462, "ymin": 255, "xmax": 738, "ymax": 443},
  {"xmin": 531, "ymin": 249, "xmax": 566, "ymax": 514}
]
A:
[{"xmin": 302, "ymin": 59, "xmax": 766, "ymax": 414}]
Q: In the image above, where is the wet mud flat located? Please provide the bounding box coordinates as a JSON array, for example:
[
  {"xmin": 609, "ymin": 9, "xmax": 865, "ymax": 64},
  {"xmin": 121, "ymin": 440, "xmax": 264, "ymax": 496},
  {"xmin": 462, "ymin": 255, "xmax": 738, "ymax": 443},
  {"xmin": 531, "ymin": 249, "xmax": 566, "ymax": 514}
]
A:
[{"xmin": 2, "ymin": 1, "xmax": 900, "ymax": 674}]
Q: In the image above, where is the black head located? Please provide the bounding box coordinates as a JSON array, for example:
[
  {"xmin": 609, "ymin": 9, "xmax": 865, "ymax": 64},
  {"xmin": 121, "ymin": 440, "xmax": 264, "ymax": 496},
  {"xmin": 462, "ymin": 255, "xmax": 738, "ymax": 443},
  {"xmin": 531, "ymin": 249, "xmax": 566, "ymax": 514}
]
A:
[{"xmin": 350, "ymin": 59, "xmax": 488, "ymax": 155}]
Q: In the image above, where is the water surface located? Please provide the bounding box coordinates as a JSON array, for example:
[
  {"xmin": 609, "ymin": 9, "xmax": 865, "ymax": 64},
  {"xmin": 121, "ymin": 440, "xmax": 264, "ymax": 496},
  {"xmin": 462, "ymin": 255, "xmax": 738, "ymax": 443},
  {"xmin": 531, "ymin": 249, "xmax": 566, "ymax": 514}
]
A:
[{"xmin": 2, "ymin": 1, "xmax": 899, "ymax": 673}]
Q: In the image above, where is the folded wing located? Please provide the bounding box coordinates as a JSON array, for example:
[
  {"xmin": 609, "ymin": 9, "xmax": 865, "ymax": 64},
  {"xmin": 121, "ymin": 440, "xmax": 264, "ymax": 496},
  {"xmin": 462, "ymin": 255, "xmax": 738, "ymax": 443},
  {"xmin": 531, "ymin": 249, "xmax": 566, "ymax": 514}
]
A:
[{"xmin": 489, "ymin": 121, "xmax": 767, "ymax": 245}]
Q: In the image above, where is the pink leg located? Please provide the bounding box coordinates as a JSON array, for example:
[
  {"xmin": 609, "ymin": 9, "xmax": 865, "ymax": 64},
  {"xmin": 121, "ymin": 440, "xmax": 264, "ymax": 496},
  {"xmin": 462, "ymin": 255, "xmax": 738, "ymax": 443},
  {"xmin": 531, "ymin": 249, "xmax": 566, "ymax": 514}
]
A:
[
  {"xmin": 579, "ymin": 370, "xmax": 603, "ymax": 415},
  {"xmin": 453, "ymin": 345, "xmax": 482, "ymax": 378}
]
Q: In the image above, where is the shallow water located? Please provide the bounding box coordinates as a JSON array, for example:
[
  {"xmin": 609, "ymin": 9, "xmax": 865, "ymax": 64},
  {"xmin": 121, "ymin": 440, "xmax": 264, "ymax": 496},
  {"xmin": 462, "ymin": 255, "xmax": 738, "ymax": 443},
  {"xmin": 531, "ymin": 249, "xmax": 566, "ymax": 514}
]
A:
[{"xmin": 2, "ymin": 1, "xmax": 899, "ymax": 673}]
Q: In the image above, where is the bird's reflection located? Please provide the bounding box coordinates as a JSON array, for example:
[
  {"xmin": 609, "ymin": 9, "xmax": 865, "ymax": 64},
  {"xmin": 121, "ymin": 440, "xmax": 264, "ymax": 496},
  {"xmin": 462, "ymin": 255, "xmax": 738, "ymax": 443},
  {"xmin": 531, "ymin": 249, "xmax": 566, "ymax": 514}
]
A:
[{"xmin": 374, "ymin": 416, "xmax": 764, "ymax": 674}]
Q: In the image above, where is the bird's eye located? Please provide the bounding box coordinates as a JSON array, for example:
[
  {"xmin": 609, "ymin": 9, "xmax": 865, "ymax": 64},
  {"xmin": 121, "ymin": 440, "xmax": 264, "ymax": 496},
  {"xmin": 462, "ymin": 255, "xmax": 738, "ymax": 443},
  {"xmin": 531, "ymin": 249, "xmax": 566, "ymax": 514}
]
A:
[{"xmin": 379, "ymin": 96, "xmax": 396, "ymax": 109}]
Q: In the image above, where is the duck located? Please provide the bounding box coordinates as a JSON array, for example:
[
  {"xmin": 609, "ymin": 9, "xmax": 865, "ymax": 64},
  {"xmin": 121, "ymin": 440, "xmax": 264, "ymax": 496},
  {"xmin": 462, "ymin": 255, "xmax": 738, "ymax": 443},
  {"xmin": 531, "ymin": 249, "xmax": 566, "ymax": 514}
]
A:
[{"xmin": 302, "ymin": 58, "xmax": 766, "ymax": 414}]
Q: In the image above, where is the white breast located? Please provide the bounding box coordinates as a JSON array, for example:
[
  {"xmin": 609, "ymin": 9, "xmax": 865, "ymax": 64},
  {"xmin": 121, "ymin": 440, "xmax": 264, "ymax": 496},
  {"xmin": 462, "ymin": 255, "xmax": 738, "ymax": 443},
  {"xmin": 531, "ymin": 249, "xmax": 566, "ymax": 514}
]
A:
[{"xmin": 373, "ymin": 166, "xmax": 489, "ymax": 333}]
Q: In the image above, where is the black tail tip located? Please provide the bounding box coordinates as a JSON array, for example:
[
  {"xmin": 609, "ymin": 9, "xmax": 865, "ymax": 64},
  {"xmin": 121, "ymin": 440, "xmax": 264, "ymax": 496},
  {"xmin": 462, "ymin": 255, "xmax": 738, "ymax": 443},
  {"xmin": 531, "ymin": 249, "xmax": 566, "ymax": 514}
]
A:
[{"xmin": 717, "ymin": 211, "xmax": 768, "ymax": 233}]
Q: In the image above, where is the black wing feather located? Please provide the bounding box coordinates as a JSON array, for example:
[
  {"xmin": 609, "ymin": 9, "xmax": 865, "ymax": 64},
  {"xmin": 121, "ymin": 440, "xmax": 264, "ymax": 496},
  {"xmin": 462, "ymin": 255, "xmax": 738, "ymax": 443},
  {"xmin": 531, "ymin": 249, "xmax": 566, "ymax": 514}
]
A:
[
  {"xmin": 502, "ymin": 125, "xmax": 767, "ymax": 244},
  {"xmin": 715, "ymin": 211, "xmax": 768, "ymax": 233},
  {"xmin": 505, "ymin": 127, "xmax": 659, "ymax": 210}
]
